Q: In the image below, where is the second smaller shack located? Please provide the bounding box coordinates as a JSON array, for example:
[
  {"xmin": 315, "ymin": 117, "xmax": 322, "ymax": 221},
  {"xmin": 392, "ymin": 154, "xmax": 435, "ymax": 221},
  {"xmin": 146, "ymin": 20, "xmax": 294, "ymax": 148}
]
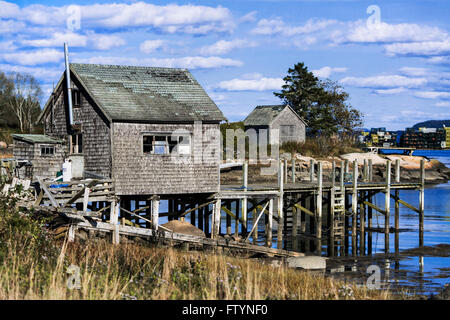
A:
[{"xmin": 244, "ymin": 105, "xmax": 306, "ymax": 145}]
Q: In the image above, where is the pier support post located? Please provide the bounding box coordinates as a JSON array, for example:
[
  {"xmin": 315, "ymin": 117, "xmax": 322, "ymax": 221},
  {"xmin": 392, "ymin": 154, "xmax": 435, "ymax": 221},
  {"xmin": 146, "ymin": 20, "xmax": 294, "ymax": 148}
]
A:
[
  {"xmin": 151, "ymin": 196, "xmax": 160, "ymax": 231},
  {"xmin": 395, "ymin": 159, "xmax": 400, "ymax": 231},
  {"xmin": 292, "ymin": 158, "xmax": 296, "ymax": 183},
  {"xmin": 385, "ymin": 160, "xmax": 391, "ymax": 253},
  {"xmin": 252, "ymin": 207, "xmax": 258, "ymax": 245},
  {"xmin": 419, "ymin": 159, "xmax": 425, "ymax": 247},
  {"xmin": 110, "ymin": 200, "xmax": 120, "ymax": 244},
  {"xmin": 277, "ymin": 160, "xmax": 284, "ymax": 249},
  {"xmin": 292, "ymin": 204, "xmax": 298, "ymax": 251},
  {"xmin": 284, "ymin": 158, "xmax": 288, "ymax": 184},
  {"xmin": 368, "ymin": 159, "xmax": 373, "ymax": 182},
  {"xmin": 316, "ymin": 161, "xmax": 323, "ymax": 255},
  {"xmin": 213, "ymin": 198, "xmax": 221, "ymax": 239},
  {"xmin": 330, "ymin": 161, "xmax": 336, "ymax": 242},
  {"xmin": 242, "ymin": 161, "xmax": 248, "ymax": 235},
  {"xmin": 267, "ymin": 198, "xmax": 273, "ymax": 247},
  {"xmin": 363, "ymin": 159, "xmax": 368, "ymax": 182},
  {"xmin": 226, "ymin": 200, "xmax": 231, "ymax": 235},
  {"xmin": 352, "ymin": 160, "xmax": 358, "ymax": 238},
  {"xmin": 310, "ymin": 159, "xmax": 315, "ymax": 182}
]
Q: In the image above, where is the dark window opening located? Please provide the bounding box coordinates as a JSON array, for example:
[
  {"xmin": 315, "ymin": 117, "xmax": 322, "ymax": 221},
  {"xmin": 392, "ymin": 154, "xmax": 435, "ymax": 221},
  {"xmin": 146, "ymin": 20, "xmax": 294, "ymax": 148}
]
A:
[
  {"xmin": 143, "ymin": 134, "xmax": 191, "ymax": 155},
  {"xmin": 71, "ymin": 134, "xmax": 83, "ymax": 154},
  {"xmin": 41, "ymin": 146, "xmax": 55, "ymax": 156},
  {"xmin": 72, "ymin": 89, "xmax": 81, "ymax": 107}
]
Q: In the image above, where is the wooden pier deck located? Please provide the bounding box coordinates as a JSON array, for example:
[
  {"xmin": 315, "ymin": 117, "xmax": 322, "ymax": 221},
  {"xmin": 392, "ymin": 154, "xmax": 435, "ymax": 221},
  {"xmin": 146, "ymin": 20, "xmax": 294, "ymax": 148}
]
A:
[{"xmin": 22, "ymin": 157, "xmax": 426, "ymax": 258}]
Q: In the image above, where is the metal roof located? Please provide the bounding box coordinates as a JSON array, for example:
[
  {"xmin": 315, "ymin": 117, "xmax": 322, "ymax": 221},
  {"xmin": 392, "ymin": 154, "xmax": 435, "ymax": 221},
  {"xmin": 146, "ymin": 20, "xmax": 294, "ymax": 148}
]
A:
[
  {"xmin": 12, "ymin": 134, "xmax": 64, "ymax": 144},
  {"xmin": 68, "ymin": 63, "xmax": 227, "ymax": 122}
]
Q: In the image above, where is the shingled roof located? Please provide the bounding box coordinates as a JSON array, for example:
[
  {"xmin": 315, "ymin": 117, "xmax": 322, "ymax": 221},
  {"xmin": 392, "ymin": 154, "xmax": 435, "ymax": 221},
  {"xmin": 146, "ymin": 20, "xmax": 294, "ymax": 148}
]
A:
[
  {"xmin": 244, "ymin": 105, "xmax": 304, "ymax": 126},
  {"xmin": 12, "ymin": 134, "xmax": 64, "ymax": 144},
  {"xmin": 42, "ymin": 63, "xmax": 227, "ymax": 123}
]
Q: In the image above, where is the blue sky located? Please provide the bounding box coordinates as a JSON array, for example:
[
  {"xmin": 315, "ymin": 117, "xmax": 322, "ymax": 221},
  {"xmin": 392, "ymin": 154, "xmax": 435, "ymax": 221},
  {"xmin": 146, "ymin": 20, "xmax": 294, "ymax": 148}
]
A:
[{"xmin": 1, "ymin": 0, "xmax": 450, "ymax": 130}]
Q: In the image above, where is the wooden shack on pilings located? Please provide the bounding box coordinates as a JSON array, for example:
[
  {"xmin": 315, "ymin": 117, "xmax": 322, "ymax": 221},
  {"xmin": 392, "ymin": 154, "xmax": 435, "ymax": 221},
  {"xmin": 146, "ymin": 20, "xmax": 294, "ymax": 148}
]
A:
[
  {"xmin": 12, "ymin": 60, "xmax": 231, "ymax": 242},
  {"xmin": 244, "ymin": 105, "xmax": 306, "ymax": 145}
]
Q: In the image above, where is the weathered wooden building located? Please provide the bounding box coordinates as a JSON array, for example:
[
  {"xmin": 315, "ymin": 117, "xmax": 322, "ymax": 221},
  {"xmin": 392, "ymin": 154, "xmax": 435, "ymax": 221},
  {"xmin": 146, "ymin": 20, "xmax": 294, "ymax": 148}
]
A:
[
  {"xmin": 12, "ymin": 134, "xmax": 64, "ymax": 180},
  {"xmin": 244, "ymin": 105, "xmax": 306, "ymax": 145},
  {"xmin": 19, "ymin": 63, "xmax": 226, "ymax": 196}
]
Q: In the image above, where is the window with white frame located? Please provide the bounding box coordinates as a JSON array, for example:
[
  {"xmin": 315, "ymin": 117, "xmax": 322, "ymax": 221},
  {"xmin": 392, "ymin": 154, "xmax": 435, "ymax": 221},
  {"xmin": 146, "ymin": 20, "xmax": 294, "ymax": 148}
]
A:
[{"xmin": 143, "ymin": 134, "xmax": 191, "ymax": 155}]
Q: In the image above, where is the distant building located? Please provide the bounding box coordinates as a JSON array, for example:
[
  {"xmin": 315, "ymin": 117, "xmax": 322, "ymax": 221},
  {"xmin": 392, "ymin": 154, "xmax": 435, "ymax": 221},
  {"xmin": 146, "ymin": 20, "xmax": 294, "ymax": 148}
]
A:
[{"xmin": 243, "ymin": 105, "xmax": 306, "ymax": 145}]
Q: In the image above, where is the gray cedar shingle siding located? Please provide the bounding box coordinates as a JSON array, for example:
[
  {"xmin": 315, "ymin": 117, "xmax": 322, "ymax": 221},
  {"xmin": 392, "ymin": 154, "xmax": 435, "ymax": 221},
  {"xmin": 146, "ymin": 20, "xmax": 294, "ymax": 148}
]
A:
[
  {"xmin": 244, "ymin": 105, "xmax": 306, "ymax": 145},
  {"xmin": 12, "ymin": 135, "xmax": 64, "ymax": 180},
  {"xmin": 43, "ymin": 79, "xmax": 112, "ymax": 178},
  {"xmin": 112, "ymin": 123, "xmax": 220, "ymax": 195},
  {"xmin": 36, "ymin": 63, "xmax": 225, "ymax": 194}
]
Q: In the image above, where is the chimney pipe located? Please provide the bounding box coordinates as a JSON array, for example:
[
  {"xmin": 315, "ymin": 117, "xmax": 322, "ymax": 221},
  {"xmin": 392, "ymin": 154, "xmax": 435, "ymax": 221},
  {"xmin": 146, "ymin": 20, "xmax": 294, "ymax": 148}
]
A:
[{"xmin": 64, "ymin": 42, "xmax": 74, "ymax": 126}]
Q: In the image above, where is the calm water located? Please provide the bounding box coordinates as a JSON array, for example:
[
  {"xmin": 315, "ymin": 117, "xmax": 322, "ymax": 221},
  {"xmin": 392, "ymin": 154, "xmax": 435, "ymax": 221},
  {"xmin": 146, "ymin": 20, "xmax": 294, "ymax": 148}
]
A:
[
  {"xmin": 324, "ymin": 152, "xmax": 450, "ymax": 296},
  {"xmin": 143, "ymin": 151, "xmax": 450, "ymax": 296}
]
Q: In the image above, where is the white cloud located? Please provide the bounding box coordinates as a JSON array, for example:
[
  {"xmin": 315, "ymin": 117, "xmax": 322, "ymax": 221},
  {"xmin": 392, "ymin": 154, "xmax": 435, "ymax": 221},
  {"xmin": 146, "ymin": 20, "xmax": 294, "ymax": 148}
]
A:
[
  {"xmin": 21, "ymin": 32, "xmax": 88, "ymax": 47},
  {"xmin": 338, "ymin": 20, "xmax": 448, "ymax": 44},
  {"xmin": 73, "ymin": 55, "xmax": 243, "ymax": 69},
  {"xmin": 435, "ymin": 101, "xmax": 450, "ymax": 107},
  {"xmin": 385, "ymin": 40, "xmax": 450, "ymax": 56},
  {"xmin": 340, "ymin": 75, "xmax": 427, "ymax": 88},
  {"xmin": 0, "ymin": 1, "xmax": 235, "ymax": 35},
  {"xmin": 312, "ymin": 66, "xmax": 347, "ymax": 78},
  {"xmin": 374, "ymin": 87, "xmax": 407, "ymax": 95},
  {"xmin": 0, "ymin": 49, "xmax": 63, "ymax": 65},
  {"xmin": 20, "ymin": 32, "xmax": 125, "ymax": 51},
  {"xmin": 414, "ymin": 91, "xmax": 450, "ymax": 99},
  {"xmin": 0, "ymin": 63, "xmax": 61, "ymax": 80},
  {"xmin": 398, "ymin": 67, "xmax": 429, "ymax": 77},
  {"xmin": 140, "ymin": 40, "xmax": 166, "ymax": 54},
  {"xmin": 90, "ymin": 34, "xmax": 125, "ymax": 50},
  {"xmin": 0, "ymin": 19, "xmax": 25, "ymax": 33},
  {"xmin": 239, "ymin": 11, "xmax": 257, "ymax": 23},
  {"xmin": 0, "ymin": 41, "xmax": 17, "ymax": 52},
  {"xmin": 199, "ymin": 39, "xmax": 258, "ymax": 55},
  {"xmin": 217, "ymin": 74, "xmax": 283, "ymax": 91},
  {"xmin": 250, "ymin": 18, "xmax": 336, "ymax": 36}
]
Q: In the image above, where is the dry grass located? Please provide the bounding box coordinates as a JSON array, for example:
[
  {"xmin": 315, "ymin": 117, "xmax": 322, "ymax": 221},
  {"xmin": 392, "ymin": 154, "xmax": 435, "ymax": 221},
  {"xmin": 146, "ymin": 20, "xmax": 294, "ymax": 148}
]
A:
[
  {"xmin": 0, "ymin": 239, "xmax": 394, "ymax": 300},
  {"xmin": 0, "ymin": 187, "xmax": 395, "ymax": 300}
]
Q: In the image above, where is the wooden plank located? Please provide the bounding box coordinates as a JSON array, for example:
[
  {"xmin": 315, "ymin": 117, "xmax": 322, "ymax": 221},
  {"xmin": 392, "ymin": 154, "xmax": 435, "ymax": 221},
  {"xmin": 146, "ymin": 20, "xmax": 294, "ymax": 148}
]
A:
[
  {"xmin": 363, "ymin": 200, "xmax": 386, "ymax": 215},
  {"xmin": 179, "ymin": 200, "xmax": 215, "ymax": 217},
  {"xmin": 294, "ymin": 203, "xmax": 315, "ymax": 217},
  {"xmin": 245, "ymin": 201, "xmax": 269, "ymax": 242},
  {"xmin": 389, "ymin": 193, "xmax": 421, "ymax": 214},
  {"xmin": 64, "ymin": 180, "xmax": 97, "ymax": 207},
  {"xmin": 37, "ymin": 176, "xmax": 58, "ymax": 207}
]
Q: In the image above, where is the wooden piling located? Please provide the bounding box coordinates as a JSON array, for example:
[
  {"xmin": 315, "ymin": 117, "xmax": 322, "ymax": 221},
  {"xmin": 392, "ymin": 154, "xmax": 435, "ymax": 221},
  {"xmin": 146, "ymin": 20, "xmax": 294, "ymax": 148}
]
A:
[
  {"xmin": 310, "ymin": 159, "xmax": 314, "ymax": 182},
  {"xmin": 385, "ymin": 160, "xmax": 391, "ymax": 253},
  {"xmin": 267, "ymin": 198, "xmax": 273, "ymax": 247},
  {"xmin": 226, "ymin": 200, "xmax": 231, "ymax": 235},
  {"xmin": 277, "ymin": 160, "xmax": 284, "ymax": 249},
  {"xmin": 242, "ymin": 161, "xmax": 248, "ymax": 235},
  {"xmin": 352, "ymin": 160, "xmax": 358, "ymax": 237},
  {"xmin": 292, "ymin": 158, "xmax": 296, "ymax": 183},
  {"xmin": 316, "ymin": 161, "xmax": 323, "ymax": 255},
  {"xmin": 151, "ymin": 196, "xmax": 160, "ymax": 231},
  {"xmin": 419, "ymin": 159, "xmax": 425, "ymax": 247},
  {"xmin": 395, "ymin": 159, "xmax": 400, "ymax": 231},
  {"xmin": 213, "ymin": 199, "xmax": 221, "ymax": 239},
  {"xmin": 368, "ymin": 159, "xmax": 373, "ymax": 181}
]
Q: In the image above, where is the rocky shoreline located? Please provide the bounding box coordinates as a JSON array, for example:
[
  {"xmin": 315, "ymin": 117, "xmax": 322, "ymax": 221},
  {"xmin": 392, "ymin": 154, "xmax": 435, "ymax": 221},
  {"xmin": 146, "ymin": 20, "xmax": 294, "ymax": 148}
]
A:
[{"xmin": 221, "ymin": 152, "xmax": 450, "ymax": 185}]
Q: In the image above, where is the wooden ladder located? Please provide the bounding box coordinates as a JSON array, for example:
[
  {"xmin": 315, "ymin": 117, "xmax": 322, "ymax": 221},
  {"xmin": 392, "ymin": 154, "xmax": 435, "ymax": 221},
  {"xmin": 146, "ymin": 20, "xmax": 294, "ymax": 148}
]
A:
[{"xmin": 332, "ymin": 187, "xmax": 345, "ymax": 241}]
